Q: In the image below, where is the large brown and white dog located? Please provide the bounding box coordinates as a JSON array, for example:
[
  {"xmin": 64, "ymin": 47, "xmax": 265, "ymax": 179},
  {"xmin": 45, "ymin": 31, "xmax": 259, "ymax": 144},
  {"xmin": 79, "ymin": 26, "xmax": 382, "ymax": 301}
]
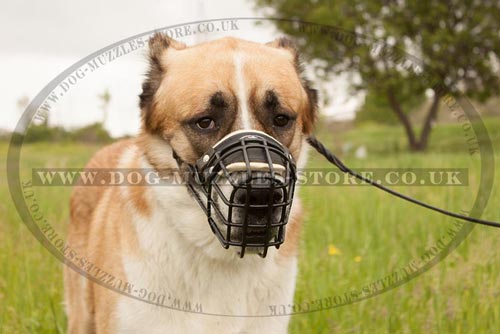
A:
[{"xmin": 64, "ymin": 33, "xmax": 317, "ymax": 334}]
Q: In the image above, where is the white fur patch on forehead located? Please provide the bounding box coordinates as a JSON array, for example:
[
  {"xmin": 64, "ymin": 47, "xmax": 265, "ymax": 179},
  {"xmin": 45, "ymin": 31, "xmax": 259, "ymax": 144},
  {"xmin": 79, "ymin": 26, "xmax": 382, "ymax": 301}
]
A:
[{"xmin": 234, "ymin": 53, "xmax": 252, "ymax": 130}]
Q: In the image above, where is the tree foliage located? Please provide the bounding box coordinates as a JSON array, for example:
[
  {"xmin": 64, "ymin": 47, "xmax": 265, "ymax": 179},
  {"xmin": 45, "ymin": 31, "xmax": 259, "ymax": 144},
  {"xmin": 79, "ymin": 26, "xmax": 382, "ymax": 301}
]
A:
[
  {"xmin": 24, "ymin": 122, "xmax": 112, "ymax": 143},
  {"xmin": 255, "ymin": 0, "xmax": 500, "ymax": 150}
]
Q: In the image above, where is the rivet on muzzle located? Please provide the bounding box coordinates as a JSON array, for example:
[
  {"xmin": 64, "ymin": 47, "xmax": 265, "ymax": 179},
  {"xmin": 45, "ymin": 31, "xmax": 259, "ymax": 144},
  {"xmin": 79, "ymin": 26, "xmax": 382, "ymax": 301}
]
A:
[{"xmin": 174, "ymin": 130, "xmax": 297, "ymax": 258}]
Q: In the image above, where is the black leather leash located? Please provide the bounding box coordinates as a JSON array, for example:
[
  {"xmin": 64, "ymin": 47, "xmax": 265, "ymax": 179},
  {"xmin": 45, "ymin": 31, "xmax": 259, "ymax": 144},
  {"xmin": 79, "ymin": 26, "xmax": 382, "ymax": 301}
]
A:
[{"xmin": 306, "ymin": 135, "xmax": 500, "ymax": 228}]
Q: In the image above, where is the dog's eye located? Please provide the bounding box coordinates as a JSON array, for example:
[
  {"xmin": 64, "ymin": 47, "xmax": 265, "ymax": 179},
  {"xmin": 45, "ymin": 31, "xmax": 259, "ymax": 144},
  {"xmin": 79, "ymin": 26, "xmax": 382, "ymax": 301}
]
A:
[
  {"xmin": 196, "ymin": 117, "xmax": 216, "ymax": 129},
  {"xmin": 273, "ymin": 115, "xmax": 290, "ymax": 127}
]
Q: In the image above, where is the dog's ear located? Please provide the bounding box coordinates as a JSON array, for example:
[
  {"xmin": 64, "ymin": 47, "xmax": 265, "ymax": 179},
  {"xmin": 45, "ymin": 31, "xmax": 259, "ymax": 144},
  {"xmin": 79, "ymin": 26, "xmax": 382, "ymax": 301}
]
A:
[
  {"xmin": 266, "ymin": 37, "xmax": 318, "ymax": 134},
  {"xmin": 140, "ymin": 33, "xmax": 187, "ymax": 134},
  {"xmin": 266, "ymin": 37, "xmax": 300, "ymax": 64}
]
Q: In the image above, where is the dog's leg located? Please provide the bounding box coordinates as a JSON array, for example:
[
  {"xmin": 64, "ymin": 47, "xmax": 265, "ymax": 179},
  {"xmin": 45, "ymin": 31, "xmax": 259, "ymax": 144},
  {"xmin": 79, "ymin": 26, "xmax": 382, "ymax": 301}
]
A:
[{"xmin": 64, "ymin": 238, "xmax": 95, "ymax": 333}]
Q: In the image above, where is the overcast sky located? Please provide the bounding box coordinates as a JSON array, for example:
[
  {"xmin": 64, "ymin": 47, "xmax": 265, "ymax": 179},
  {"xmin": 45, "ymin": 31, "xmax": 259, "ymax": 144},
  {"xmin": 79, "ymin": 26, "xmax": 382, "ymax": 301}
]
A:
[{"xmin": 0, "ymin": 0, "xmax": 360, "ymax": 137}]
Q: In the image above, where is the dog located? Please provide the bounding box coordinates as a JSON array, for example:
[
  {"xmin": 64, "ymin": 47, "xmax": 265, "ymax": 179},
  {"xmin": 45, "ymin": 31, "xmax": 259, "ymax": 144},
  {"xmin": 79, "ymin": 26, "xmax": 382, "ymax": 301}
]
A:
[{"xmin": 64, "ymin": 33, "xmax": 317, "ymax": 334}]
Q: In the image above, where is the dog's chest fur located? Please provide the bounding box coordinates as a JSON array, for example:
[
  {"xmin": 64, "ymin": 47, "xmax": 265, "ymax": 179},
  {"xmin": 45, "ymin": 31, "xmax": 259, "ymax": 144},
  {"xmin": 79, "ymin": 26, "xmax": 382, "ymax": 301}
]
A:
[{"xmin": 114, "ymin": 145, "xmax": 298, "ymax": 333}]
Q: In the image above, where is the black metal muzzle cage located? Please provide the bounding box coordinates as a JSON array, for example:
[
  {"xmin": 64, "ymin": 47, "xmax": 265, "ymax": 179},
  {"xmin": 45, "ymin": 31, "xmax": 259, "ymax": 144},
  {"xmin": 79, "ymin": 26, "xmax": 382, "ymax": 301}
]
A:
[{"xmin": 182, "ymin": 130, "xmax": 297, "ymax": 258}]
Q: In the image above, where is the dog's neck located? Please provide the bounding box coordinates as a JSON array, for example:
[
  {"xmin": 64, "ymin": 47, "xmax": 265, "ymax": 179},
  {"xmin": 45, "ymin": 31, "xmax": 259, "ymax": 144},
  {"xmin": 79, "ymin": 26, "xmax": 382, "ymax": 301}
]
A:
[{"xmin": 128, "ymin": 134, "xmax": 280, "ymax": 265}]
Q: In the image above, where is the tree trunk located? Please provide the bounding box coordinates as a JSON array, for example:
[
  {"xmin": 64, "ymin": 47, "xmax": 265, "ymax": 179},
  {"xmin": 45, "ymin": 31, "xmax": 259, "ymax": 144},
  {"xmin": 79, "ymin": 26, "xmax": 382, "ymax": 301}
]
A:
[
  {"xmin": 387, "ymin": 90, "xmax": 441, "ymax": 152},
  {"xmin": 416, "ymin": 94, "xmax": 441, "ymax": 151},
  {"xmin": 386, "ymin": 90, "xmax": 419, "ymax": 151}
]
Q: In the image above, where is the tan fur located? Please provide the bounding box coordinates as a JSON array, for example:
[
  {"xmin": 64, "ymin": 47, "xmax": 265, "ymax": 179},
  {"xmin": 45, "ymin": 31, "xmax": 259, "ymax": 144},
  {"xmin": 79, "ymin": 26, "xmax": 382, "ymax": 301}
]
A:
[
  {"xmin": 279, "ymin": 202, "xmax": 304, "ymax": 257},
  {"xmin": 65, "ymin": 140, "xmax": 129, "ymax": 328}
]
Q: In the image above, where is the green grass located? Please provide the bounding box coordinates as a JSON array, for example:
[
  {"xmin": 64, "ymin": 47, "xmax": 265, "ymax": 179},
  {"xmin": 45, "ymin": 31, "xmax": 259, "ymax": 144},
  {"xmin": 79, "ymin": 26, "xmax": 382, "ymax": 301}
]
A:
[
  {"xmin": 1, "ymin": 117, "xmax": 500, "ymax": 333},
  {"xmin": 0, "ymin": 142, "xmax": 99, "ymax": 333}
]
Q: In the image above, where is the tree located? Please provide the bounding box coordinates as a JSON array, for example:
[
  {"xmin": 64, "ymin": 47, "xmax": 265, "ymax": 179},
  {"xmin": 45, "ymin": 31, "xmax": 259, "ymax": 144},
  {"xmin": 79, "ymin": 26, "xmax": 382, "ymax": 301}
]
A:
[
  {"xmin": 356, "ymin": 88, "xmax": 425, "ymax": 126},
  {"xmin": 254, "ymin": 0, "xmax": 500, "ymax": 151},
  {"xmin": 98, "ymin": 89, "xmax": 111, "ymax": 126},
  {"xmin": 16, "ymin": 95, "xmax": 32, "ymax": 132}
]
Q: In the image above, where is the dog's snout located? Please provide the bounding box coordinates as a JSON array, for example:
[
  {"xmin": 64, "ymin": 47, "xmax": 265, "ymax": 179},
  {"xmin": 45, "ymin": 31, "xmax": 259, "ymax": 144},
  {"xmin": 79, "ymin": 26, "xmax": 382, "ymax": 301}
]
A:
[{"xmin": 236, "ymin": 188, "xmax": 283, "ymax": 206}]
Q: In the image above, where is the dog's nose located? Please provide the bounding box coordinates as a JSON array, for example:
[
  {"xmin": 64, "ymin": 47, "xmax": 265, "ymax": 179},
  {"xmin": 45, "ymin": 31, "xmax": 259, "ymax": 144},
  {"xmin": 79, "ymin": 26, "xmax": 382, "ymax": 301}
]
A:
[{"xmin": 236, "ymin": 188, "xmax": 283, "ymax": 206}]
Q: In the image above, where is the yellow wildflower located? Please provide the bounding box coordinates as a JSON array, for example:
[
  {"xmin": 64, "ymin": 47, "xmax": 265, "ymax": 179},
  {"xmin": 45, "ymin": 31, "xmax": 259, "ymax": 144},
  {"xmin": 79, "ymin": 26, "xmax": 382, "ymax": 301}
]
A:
[{"xmin": 328, "ymin": 244, "xmax": 341, "ymax": 256}]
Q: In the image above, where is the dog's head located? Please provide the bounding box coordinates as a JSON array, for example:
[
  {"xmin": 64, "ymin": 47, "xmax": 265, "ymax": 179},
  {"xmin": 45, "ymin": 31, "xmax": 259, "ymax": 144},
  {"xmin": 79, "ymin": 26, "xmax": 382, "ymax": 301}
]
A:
[{"xmin": 139, "ymin": 33, "xmax": 317, "ymax": 258}]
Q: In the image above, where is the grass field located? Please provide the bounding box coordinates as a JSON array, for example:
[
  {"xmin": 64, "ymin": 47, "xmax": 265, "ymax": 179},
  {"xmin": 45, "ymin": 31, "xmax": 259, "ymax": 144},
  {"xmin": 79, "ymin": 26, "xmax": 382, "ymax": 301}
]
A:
[{"xmin": 1, "ymin": 117, "xmax": 500, "ymax": 333}]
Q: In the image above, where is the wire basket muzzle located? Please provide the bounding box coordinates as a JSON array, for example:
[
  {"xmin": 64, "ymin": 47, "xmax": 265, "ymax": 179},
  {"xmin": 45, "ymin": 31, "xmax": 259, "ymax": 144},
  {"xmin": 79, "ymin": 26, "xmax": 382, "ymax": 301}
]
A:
[{"xmin": 195, "ymin": 131, "xmax": 297, "ymax": 257}]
